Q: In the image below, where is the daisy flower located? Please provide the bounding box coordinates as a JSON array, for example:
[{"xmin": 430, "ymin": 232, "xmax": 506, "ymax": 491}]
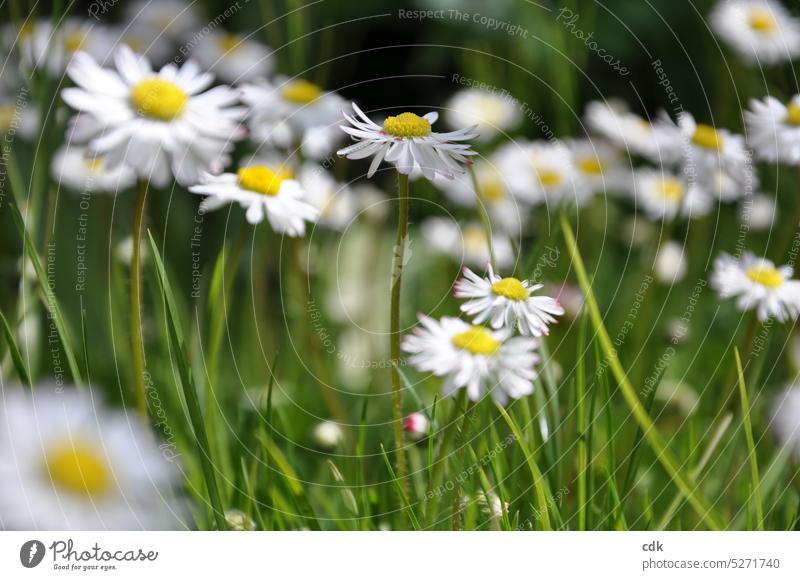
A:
[
  {"xmin": 455, "ymin": 264, "xmax": 564, "ymax": 336},
  {"xmin": 402, "ymin": 316, "xmax": 539, "ymax": 404},
  {"xmin": 0, "ymin": 93, "xmax": 39, "ymax": 139},
  {"xmin": 337, "ymin": 103, "xmax": 478, "ymax": 180},
  {"xmin": 124, "ymin": 0, "xmax": 201, "ymax": 43},
  {"xmin": 632, "ymin": 168, "xmax": 713, "ymax": 221},
  {"xmin": 51, "ymin": 145, "xmax": 136, "ymax": 194},
  {"xmin": 62, "ymin": 46, "xmax": 246, "ymax": 187},
  {"xmin": 242, "ymin": 76, "xmax": 345, "ymax": 160},
  {"xmin": 567, "ymin": 138, "xmax": 632, "ymax": 197},
  {"xmin": 16, "ymin": 19, "xmax": 113, "ymax": 76},
  {"xmin": 189, "ymin": 162, "xmax": 318, "ymax": 235},
  {"xmin": 710, "ymin": 0, "xmax": 800, "ymax": 65},
  {"xmin": 312, "ymin": 421, "xmax": 344, "ymax": 449},
  {"xmin": 745, "ymin": 94, "xmax": 800, "ymax": 165},
  {"xmin": 297, "ymin": 163, "xmax": 358, "ymax": 231},
  {"xmin": 495, "ymin": 140, "xmax": 581, "ymax": 206},
  {"xmin": 445, "ymin": 88, "xmax": 522, "ymax": 142},
  {"xmin": 741, "ymin": 193, "xmax": 776, "ymax": 230},
  {"xmin": 0, "ymin": 387, "xmax": 185, "ymax": 530},
  {"xmin": 771, "ymin": 384, "xmax": 800, "ymax": 458},
  {"xmin": 654, "ymin": 241, "xmax": 688, "ymax": 284},
  {"xmin": 673, "ymin": 112, "xmax": 749, "ymax": 174},
  {"xmin": 711, "ymin": 251, "xmax": 800, "ymax": 321},
  {"xmin": 191, "ymin": 31, "xmax": 274, "ymax": 84},
  {"xmin": 403, "ymin": 412, "xmax": 430, "ymax": 441},
  {"xmin": 421, "ymin": 217, "xmax": 515, "ymax": 269}
]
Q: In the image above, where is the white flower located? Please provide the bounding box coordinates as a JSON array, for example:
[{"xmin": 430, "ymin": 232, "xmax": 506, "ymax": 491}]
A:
[
  {"xmin": 191, "ymin": 31, "xmax": 274, "ymax": 83},
  {"xmin": 114, "ymin": 25, "xmax": 174, "ymax": 65},
  {"xmin": 402, "ymin": 316, "xmax": 539, "ymax": 404},
  {"xmin": 312, "ymin": 421, "xmax": 344, "ymax": 449},
  {"xmin": 710, "ymin": 0, "xmax": 800, "ymax": 65},
  {"xmin": 51, "ymin": 145, "xmax": 136, "ymax": 194},
  {"xmin": 674, "ymin": 112, "xmax": 749, "ymax": 175},
  {"xmin": 455, "ymin": 265, "xmax": 564, "ymax": 336},
  {"xmin": 445, "ymin": 88, "xmax": 521, "ymax": 142},
  {"xmin": 0, "ymin": 94, "xmax": 39, "ymax": 139},
  {"xmin": 567, "ymin": 138, "xmax": 632, "ymax": 197},
  {"xmin": 654, "ymin": 241, "xmax": 687, "ymax": 284},
  {"xmin": 242, "ymin": 77, "xmax": 345, "ymax": 159},
  {"xmin": 711, "ymin": 251, "xmax": 800, "ymax": 321},
  {"xmin": 745, "ymin": 95, "xmax": 800, "ymax": 165},
  {"xmin": 403, "ymin": 412, "xmax": 429, "ymax": 440},
  {"xmin": 742, "ymin": 193, "xmax": 776, "ymax": 230},
  {"xmin": 115, "ymin": 236, "xmax": 149, "ymax": 266},
  {"xmin": 124, "ymin": 0, "xmax": 201, "ymax": 42},
  {"xmin": 297, "ymin": 163, "xmax": 358, "ymax": 231},
  {"xmin": 62, "ymin": 46, "xmax": 246, "ymax": 187},
  {"xmin": 224, "ymin": 509, "xmax": 256, "ymax": 531},
  {"xmin": 771, "ymin": 385, "xmax": 800, "ymax": 458},
  {"xmin": 632, "ymin": 168, "xmax": 713, "ymax": 221},
  {"xmin": 16, "ymin": 19, "xmax": 114, "ymax": 76},
  {"xmin": 189, "ymin": 163, "xmax": 318, "ymax": 235},
  {"xmin": 0, "ymin": 387, "xmax": 184, "ymax": 530},
  {"xmin": 421, "ymin": 218, "xmax": 514, "ymax": 269},
  {"xmin": 495, "ymin": 140, "xmax": 581, "ymax": 206},
  {"xmin": 702, "ymin": 165, "xmax": 758, "ymax": 202},
  {"xmin": 337, "ymin": 103, "xmax": 478, "ymax": 179}
]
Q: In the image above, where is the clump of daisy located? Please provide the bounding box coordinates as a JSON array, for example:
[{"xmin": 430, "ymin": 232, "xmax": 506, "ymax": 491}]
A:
[
  {"xmin": 455, "ymin": 264, "xmax": 564, "ymax": 337},
  {"xmin": 710, "ymin": 0, "xmax": 800, "ymax": 65},
  {"xmin": 402, "ymin": 316, "xmax": 539, "ymax": 404},
  {"xmin": 337, "ymin": 103, "xmax": 478, "ymax": 179},
  {"xmin": 191, "ymin": 31, "xmax": 274, "ymax": 84},
  {"xmin": 445, "ymin": 88, "xmax": 522, "ymax": 142},
  {"xmin": 0, "ymin": 387, "xmax": 185, "ymax": 530},
  {"xmin": 62, "ymin": 45, "xmax": 246, "ymax": 187},
  {"xmin": 189, "ymin": 162, "xmax": 318, "ymax": 236},
  {"xmin": 745, "ymin": 95, "xmax": 800, "ymax": 165},
  {"xmin": 711, "ymin": 251, "xmax": 800, "ymax": 322}
]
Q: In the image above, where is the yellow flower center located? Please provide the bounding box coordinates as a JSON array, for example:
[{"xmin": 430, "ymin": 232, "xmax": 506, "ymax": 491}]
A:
[
  {"xmin": 281, "ymin": 79, "xmax": 323, "ymax": 104},
  {"xmin": 383, "ymin": 112, "xmax": 432, "ymax": 137},
  {"xmin": 491, "ymin": 277, "xmax": 528, "ymax": 301},
  {"xmin": 0, "ymin": 105, "xmax": 14, "ymax": 132},
  {"xmin": 746, "ymin": 265, "xmax": 783, "ymax": 288},
  {"xmin": 578, "ymin": 157, "xmax": 605, "ymax": 175},
  {"xmin": 691, "ymin": 124, "xmax": 724, "ymax": 150},
  {"xmin": 538, "ymin": 170, "xmax": 562, "ymax": 187},
  {"xmin": 481, "ymin": 179, "xmax": 506, "ymax": 202},
  {"xmin": 45, "ymin": 441, "xmax": 110, "ymax": 497},
  {"xmin": 84, "ymin": 158, "xmax": 104, "ymax": 172},
  {"xmin": 218, "ymin": 33, "xmax": 240, "ymax": 54},
  {"xmin": 131, "ymin": 78, "xmax": 187, "ymax": 121},
  {"xmin": 452, "ymin": 326, "xmax": 500, "ymax": 355},
  {"xmin": 658, "ymin": 178, "xmax": 684, "ymax": 201},
  {"xmin": 237, "ymin": 165, "xmax": 293, "ymax": 196},
  {"xmin": 463, "ymin": 225, "xmax": 488, "ymax": 255},
  {"xmin": 749, "ymin": 9, "xmax": 777, "ymax": 33},
  {"xmin": 64, "ymin": 30, "xmax": 85, "ymax": 53},
  {"xmin": 786, "ymin": 102, "xmax": 800, "ymax": 126}
]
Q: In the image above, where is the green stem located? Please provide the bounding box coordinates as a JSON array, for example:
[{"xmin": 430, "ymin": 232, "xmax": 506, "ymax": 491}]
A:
[
  {"xmin": 467, "ymin": 163, "xmax": 496, "ymax": 270},
  {"xmin": 425, "ymin": 390, "xmax": 466, "ymax": 527},
  {"xmin": 391, "ymin": 171, "xmax": 411, "ymax": 499},
  {"xmin": 131, "ymin": 179, "xmax": 149, "ymax": 419}
]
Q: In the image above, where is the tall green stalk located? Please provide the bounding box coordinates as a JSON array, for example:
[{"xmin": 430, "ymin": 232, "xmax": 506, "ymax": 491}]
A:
[{"xmin": 131, "ymin": 179, "xmax": 149, "ymax": 419}]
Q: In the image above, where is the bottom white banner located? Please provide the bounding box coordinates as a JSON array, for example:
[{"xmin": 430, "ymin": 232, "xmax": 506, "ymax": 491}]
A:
[{"xmin": 0, "ymin": 532, "xmax": 796, "ymax": 578}]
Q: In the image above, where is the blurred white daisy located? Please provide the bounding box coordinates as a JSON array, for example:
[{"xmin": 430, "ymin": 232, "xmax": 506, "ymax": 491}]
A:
[
  {"xmin": 403, "ymin": 412, "xmax": 429, "ymax": 441},
  {"xmin": 421, "ymin": 218, "xmax": 514, "ymax": 269},
  {"xmin": 0, "ymin": 387, "xmax": 184, "ymax": 530},
  {"xmin": 445, "ymin": 88, "xmax": 521, "ymax": 142},
  {"xmin": 711, "ymin": 251, "xmax": 800, "ymax": 321},
  {"xmin": 673, "ymin": 112, "xmax": 748, "ymax": 174},
  {"xmin": 745, "ymin": 95, "xmax": 800, "ymax": 165},
  {"xmin": 297, "ymin": 163, "xmax": 358, "ymax": 231},
  {"xmin": 51, "ymin": 145, "xmax": 136, "ymax": 194},
  {"xmin": 242, "ymin": 76, "xmax": 345, "ymax": 159},
  {"xmin": 224, "ymin": 509, "xmax": 257, "ymax": 531},
  {"xmin": 495, "ymin": 140, "xmax": 581, "ymax": 206},
  {"xmin": 771, "ymin": 384, "xmax": 800, "ymax": 457},
  {"xmin": 191, "ymin": 32, "xmax": 274, "ymax": 84},
  {"xmin": 337, "ymin": 103, "xmax": 478, "ymax": 180},
  {"xmin": 710, "ymin": 0, "xmax": 800, "ymax": 65},
  {"xmin": 702, "ymin": 165, "xmax": 758, "ymax": 202},
  {"xmin": 16, "ymin": 19, "xmax": 113, "ymax": 76},
  {"xmin": 455, "ymin": 264, "xmax": 564, "ymax": 337},
  {"xmin": 189, "ymin": 163, "xmax": 318, "ymax": 235},
  {"xmin": 312, "ymin": 421, "xmax": 344, "ymax": 449},
  {"xmin": 741, "ymin": 193, "xmax": 776, "ymax": 230},
  {"xmin": 632, "ymin": 168, "xmax": 713, "ymax": 221},
  {"xmin": 62, "ymin": 45, "xmax": 246, "ymax": 187},
  {"xmin": 402, "ymin": 316, "xmax": 539, "ymax": 404},
  {"xmin": 0, "ymin": 94, "xmax": 39, "ymax": 139},
  {"xmin": 567, "ymin": 138, "xmax": 632, "ymax": 197},
  {"xmin": 654, "ymin": 241, "xmax": 687, "ymax": 284},
  {"xmin": 125, "ymin": 0, "xmax": 200, "ymax": 43}
]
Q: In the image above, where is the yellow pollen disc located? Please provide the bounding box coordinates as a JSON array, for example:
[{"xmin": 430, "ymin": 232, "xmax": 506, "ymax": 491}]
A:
[
  {"xmin": 124, "ymin": 37, "xmax": 145, "ymax": 52},
  {"xmin": 383, "ymin": 112, "xmax": 431, "ymax": 137},
  {"xmin": 658, "ymin": 178, "xmax": 684, "ymax": 201},
  {"xmin": 578, "ymin": 157, "xmax": 605, "ymax": 175},
  {"xmin": 746, "ymin": 265, "xmax": 783, "ymax": 288},
  {"xmin": 463, "ymin": 225, "xmax": 488, "ymax": 255},
  {"xmin": 491, "ymin": 277, "xmax": 528, "ymax": 301},
  {"xmin": 131, "ymin": 78, "xmax": 187, "ymax": 121},
  {"xmin": 218, "ymin": 33, "xmax": 240, "ymax": 54},
  {"xmin": 0, "ymin": 105, "xmax": 14, "ymax": 131},
  {"xmin": 538, "ymin": 170, "xmax": 562, "ymax": 187},
  {"xmin": 786, "ymin": 103, "xmax": 800, "ymax": 126},
  {"xmin": 19, "ymin": 22, "xmax": 34, "ymax": 39},
  {"xmin": 64, "ymin": 30, "xmax": 85, "ymax": 53},
  {"xmin": 237, "ymin": 165, "xmax": 293, "ymax": 196},
  {"xmin": 691, "ymin": 124, "xmax": 724, "ymax": 150},
  {"xmin": 45, "ymin": 441, "xmax": 110, "ymax": 497},
  {"xmin": 281, "ymin": 79, "xmax": 323, "ymax": 104},
  {"xmin": 749, "ymin": 9, "xmax": 777, "ymax": 33},
  {"xmin": 481, "ymin": 179, "xmax": 505, "ymax": 202},
  {"xmin": 452, "ymin": 326, "xmax": 500, "ymax": 355},
  {"xmin": 85, "ymin": 158, "xmax": 103, "ymax": 172}
]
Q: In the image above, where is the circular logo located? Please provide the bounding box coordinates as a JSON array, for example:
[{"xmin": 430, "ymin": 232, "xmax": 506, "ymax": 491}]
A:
[{"xmin": 20, "ymin": 540, "xmax": 45, "ymax": 568}]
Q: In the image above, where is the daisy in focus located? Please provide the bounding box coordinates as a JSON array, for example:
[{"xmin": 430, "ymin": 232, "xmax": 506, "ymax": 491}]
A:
[
  {"xmin": 62, "ymin": 46, "xmax": 246, "ymax": 187},
  {"xmin": 711, "ymin": 251, "xmax": 800, "ymax": 322},
  {"xmin": 745, "ymin": 94, "xmax": 800, "ymax": 165},
  {"xmin": 710, "ymin": 0, "xmax": 800, "ymax": 65},
  {"xmin": 0, "ymin": 387, "xmax": 185, "ymax": 530},
  {"xmin": 402, "ymin": 316, "xmax": 539, "ymax": 404},
  {"xmin": 51, "ymin": 145, "xmax": 136, "ymax": 194},
  {"xmin": 337, "ymin": 103, "xmax": 478, "ymax": 179},
  {"xmin": 191, "ymin": 31, "xmax": 274, "ymax": 83},
  {"xmin": 445, "ymin": 88, "xmax": 522, "ymax": 142},
  {"xmin": 189, "ymin": 163, "xmax": 318, "ymax": 235},
  {"xmin": 242, "ymin": 76, "xmax": 345, "ymax": 159},
  {"xmin": 455, "ymin": 264, "xmax": 564, "ymax": 337}
]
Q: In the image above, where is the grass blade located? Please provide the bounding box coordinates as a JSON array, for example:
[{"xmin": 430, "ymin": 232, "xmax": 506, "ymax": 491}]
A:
[
  {"xmin": 735, "ymin": 348, "xmax": 764, "ymax": 530},
  {"xmin": 0, "ymin": 308, "xmax": 31, "ymax": 385}
]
